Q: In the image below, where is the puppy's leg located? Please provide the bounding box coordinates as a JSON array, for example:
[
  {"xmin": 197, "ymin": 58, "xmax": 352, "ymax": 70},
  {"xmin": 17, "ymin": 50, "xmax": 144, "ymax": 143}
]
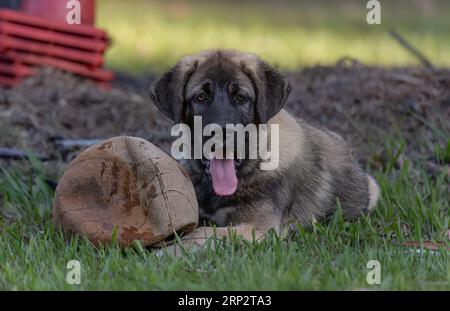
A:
[
  {"xmin": 181, "ymin": 224, "xmax": 265, "ymax": 245},
  {"xmin": 156, "ymin": 225, "xmax": 264, "ymax": 256},
  {"xmin": 159, "ymin": 202, "xmax": 282, "ymax": 256}
]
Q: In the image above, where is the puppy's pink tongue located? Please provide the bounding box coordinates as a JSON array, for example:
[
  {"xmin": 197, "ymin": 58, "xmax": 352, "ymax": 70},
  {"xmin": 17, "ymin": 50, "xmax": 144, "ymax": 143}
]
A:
[{"xmin": 210, "ymin": 158, "xmax": 238, "ymax": 196}]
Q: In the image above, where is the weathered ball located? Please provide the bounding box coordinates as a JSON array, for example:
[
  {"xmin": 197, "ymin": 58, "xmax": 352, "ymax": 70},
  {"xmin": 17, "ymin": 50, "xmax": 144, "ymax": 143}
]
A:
[{"xmin": 53, "ymin": 136, "xmax": 198, "ymax": 247}]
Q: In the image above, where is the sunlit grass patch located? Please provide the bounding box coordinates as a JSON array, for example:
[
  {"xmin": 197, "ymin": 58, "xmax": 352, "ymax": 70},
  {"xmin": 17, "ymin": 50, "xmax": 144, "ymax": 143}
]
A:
[{"xmin": 97, "ymin": 0, "xmax": 450, "ymax": 72}]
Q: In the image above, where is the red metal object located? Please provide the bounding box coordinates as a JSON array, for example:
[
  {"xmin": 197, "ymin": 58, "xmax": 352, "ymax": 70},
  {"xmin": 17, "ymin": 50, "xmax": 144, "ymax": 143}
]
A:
[
  {"xmin": 0, "ymin": 21, "xmax": 108, "ymax": 52},
  {"xmin": 0, "ymin": 9, "xmax": 107, "ymax": 41},
  {"xmin": 0, "ymin": 63, "xmax": 31, "ymax": 76},
  {"xmin": 0, "ymin": 55, "xmax": 33, "ymax": 86},
  {"xmin": 0, "ymin": 58, "xmax": 34, "ymax": 76},
  {"xmin": 4, "ymin": 50, "xmax": 113, "ymax": 82},
  {"xmin": 21, "ymin": 0, "xmax": 96, "ymax": 25},
  {"xmin": 0, "ymin": 2, "xmax": 113, "ymax": 89},
  {"xmin": 0, "ymin": 52, "xmax": 112, "ymax": 88},
  {"xmin": 0, "ymin": 34, "xmax": 105, "ymax": 66}
]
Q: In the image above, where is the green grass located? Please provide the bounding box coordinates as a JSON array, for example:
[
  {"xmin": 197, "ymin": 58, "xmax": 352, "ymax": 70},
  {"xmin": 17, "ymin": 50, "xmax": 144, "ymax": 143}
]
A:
[
  {"xmin": 0, "ymin": 0, "xmax": 449, "ymax": 291},
  {"xmin": 97, "ymin": 0, "xmax": 450, "ymax": 72},
  {"xmin": 0, "ymin": 137, "xmax": 448, "ymax": 290}
]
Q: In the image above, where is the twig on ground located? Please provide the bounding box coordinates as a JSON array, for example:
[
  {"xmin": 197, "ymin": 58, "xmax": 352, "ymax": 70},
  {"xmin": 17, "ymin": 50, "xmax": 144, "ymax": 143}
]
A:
[
  {"xmin": 53, "ymin": 138, "xmax": 104, "ymax": 150},
  {"xmin": 0, "ymin": 147, "xmax": 48, "ymax": 161},
  {"xmin": 389, "ymin": 30, "xmax": 434, "ymax": 68}
]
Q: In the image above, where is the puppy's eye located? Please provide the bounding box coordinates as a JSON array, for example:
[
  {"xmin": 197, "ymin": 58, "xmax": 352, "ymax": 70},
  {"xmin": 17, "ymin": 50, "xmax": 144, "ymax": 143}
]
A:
[
  {"xmin": 197, "ymin": 94, "xmax": 207, "ymax": 102},
  {"xmin": 236, "ymin": 94, "xmax": 246, "ymax": 102}
]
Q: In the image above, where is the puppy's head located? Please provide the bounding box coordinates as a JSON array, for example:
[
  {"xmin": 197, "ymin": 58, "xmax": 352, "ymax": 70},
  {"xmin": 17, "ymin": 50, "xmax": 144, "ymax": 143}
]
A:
[{"xmin": 150, "ymin": 49, "xmax": 291, "ymax": 196}]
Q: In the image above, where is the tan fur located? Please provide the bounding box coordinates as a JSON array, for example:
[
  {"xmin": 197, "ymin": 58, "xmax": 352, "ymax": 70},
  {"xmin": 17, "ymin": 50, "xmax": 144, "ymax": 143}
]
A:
[{"xmin": 267, "ymin": 109, "xmax": 305, "ymax": 171}]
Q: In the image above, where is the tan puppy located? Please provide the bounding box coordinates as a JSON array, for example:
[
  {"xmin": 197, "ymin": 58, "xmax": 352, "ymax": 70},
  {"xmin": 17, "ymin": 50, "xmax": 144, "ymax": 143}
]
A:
[{"xmin": 150, "ymin": 50, "xmax": 380, "ymax": 250}]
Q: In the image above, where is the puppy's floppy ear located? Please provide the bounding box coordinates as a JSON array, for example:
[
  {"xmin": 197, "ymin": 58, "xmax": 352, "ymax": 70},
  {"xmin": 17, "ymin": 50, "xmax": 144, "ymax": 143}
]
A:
[
  {"xmin": 241, "ymin": 58, "xmax": 291, "ymax": 124},
  {"xmin": 149, "ymin": 57, "xmax": 198, "ymax": 124}
]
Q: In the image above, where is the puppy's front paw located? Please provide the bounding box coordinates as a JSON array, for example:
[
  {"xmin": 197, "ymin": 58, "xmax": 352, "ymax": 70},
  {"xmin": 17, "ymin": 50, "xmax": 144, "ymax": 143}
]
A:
[
  {"xmin": 155, "ymin": 240, "xmax": 204, "ymax": 257},
  {"xmin": 154, "ymin": 231, "xmax": 210, "ymax": 257}
]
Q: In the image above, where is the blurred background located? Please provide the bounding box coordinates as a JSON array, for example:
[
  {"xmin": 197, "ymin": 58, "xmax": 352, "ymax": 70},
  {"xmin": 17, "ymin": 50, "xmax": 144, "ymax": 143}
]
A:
[{"xmin": 97, "ymin": 0, "xmax": 450, "ymax": 72}]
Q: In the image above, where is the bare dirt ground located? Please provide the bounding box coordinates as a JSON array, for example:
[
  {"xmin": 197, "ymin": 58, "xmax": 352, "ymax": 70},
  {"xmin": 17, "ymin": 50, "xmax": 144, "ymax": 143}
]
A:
[{"xmin": 0, "ymin": 60, "xmax": 449, "ymax": 177}]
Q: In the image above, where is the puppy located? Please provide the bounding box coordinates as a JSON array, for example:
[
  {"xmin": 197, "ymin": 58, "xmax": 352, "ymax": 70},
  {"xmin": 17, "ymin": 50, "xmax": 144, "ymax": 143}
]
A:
[{"xmin": 150, "ymin": 49, "xmax": 380, "ymax": 249}]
